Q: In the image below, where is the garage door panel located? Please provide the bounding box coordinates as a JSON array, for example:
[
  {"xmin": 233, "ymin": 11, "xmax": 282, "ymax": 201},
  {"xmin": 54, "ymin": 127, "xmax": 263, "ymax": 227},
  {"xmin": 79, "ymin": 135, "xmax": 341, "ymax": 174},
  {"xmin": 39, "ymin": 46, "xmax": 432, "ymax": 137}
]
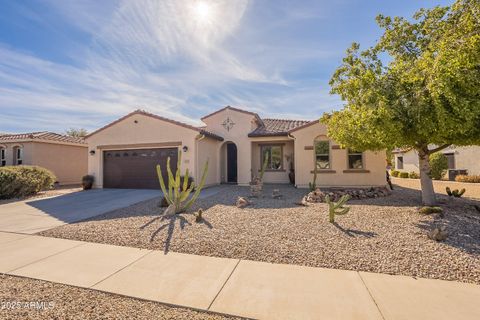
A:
[{"xmin": 103, "ymin": 148, "xmax": 178, "ymax": 189}]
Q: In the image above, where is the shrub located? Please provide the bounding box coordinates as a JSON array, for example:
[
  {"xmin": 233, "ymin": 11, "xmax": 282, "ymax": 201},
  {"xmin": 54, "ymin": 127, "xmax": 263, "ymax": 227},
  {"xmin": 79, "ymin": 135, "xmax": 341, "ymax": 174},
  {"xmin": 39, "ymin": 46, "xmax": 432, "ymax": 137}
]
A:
[
  {"xmin": 399, "ymin": 172, "xmax": 409, "ymax": 178},
  {"xmin": 0, "ymin": 166, "xmax": 56, "ymax": 199},
  {"xmin": 455, "ymin": 175, "xmax": 480, "ymax": 183},
  {"xmin": 390, "ymin": 170, "xmax": 400, "ymax": 177},
  {"xmin": 429, "ymin": 152, "xmax": 448, "ymax": 180},
  {"xmin": 408, "ymin": 171, "xmax": 420, "ymax": 179},
  {"xmin": 418, "ymin": 206, "xmax": 443, "ymax": 215},
  {"xmin": 82, "ymin": 175, "xmax": 94, "ymax": 190}
]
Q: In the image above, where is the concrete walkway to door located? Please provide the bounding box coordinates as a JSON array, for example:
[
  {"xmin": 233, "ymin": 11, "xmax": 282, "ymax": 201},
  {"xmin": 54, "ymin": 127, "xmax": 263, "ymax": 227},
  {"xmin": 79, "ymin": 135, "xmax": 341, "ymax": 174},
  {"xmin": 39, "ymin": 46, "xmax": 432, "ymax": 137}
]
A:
[{"xmin": 0, "ymin": 231, "xmax": 479, "ymax": 320}]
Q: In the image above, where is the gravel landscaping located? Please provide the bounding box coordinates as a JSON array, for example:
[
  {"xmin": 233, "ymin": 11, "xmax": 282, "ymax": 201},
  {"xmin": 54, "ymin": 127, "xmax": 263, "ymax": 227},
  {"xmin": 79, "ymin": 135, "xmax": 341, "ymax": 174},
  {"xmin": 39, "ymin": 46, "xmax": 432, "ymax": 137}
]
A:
[
  {"xmin": 0, "ymin": 274, "xmax": 239, "ymax": 320},
  {"xmin": 40, "ymin": 185, "xmax": 480, "ymax": 284}
]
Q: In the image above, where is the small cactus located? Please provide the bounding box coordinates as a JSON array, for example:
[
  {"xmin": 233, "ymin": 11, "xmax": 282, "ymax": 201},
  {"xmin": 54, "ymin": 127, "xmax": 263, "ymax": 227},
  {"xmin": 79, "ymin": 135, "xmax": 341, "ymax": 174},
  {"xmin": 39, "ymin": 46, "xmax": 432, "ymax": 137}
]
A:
[
  {"xmin": 194, "ymin": 209, "xmax": 203, "ymax": 223},
  {"xmin": 446, "ymin": 187, "xmax": 465, "ymax": 198},
  {"xmin": 325, "ymin": 194, "xmax": 350, "ymax": 223}
]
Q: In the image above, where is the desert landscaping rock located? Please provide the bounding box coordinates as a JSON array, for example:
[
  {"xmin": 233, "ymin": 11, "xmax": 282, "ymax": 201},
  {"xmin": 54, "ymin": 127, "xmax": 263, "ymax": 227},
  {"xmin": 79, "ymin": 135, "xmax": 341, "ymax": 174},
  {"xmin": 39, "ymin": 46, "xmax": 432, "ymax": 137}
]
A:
[
  {"xmin": 0, "ymin": 274, "xmax": 239, "ymax": 320},
  {"xmin": 40, "ymin": 185, "xmax": 480, "ymax": 284}
]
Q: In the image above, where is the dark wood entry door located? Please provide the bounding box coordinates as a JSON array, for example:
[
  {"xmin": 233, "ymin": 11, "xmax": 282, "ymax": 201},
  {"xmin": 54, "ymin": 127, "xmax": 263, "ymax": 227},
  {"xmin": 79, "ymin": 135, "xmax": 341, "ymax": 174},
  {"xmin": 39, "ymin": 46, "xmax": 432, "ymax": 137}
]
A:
[
  {"xmin": 103, "ymin": 148, "xmax": 178, "ymax": 189},
  {"xmin": 227, "ymin": 143, "xmax": 237, "ymax": 183}
]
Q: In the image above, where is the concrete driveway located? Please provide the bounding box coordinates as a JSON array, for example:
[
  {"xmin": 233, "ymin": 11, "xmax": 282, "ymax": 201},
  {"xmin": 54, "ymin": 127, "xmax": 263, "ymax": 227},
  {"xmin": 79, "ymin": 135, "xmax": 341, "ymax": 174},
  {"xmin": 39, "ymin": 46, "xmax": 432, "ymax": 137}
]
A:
[{"xmin": 0, "ymin": 189, "xmax": 160, "ymax": 234}]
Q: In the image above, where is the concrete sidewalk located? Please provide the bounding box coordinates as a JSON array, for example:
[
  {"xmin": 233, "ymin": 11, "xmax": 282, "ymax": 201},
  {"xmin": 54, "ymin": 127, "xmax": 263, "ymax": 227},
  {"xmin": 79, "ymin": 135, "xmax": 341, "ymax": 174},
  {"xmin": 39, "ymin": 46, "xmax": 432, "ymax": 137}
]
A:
[{"xmin": 1, "ymin": 231, "xmax": 479, "ymax": 320}]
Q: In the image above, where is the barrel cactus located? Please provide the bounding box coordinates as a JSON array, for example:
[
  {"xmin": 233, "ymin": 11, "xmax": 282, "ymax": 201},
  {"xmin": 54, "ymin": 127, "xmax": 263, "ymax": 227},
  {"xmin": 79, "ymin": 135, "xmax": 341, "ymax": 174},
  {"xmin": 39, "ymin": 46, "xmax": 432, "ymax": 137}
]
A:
[{"xmin": 156, "ymin": 151, "xmax": 208, "ymax": 215}]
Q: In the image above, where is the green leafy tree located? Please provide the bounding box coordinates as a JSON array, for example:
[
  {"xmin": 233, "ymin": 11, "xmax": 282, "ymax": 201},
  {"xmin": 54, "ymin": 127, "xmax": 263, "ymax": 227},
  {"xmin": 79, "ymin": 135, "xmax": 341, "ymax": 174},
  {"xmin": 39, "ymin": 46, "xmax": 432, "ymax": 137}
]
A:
[
  {"xmin": 65, "ymin": 128, "xmax": 88, "ymax": 138},
  {"xmin": 429, "ymin": 152, "xmax": 448, "ymax": 180},
  {"xmin": 322, "ymin": 0, "xmax": 480, "ymax": 205}
]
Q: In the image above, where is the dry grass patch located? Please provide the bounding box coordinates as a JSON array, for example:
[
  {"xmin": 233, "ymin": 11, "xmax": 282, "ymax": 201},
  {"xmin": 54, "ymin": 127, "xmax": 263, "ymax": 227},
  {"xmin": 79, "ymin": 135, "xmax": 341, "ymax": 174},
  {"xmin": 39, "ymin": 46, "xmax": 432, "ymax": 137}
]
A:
[{"xmin": 40, "ymin": 185, "xmax": 480, "ymax": 284}]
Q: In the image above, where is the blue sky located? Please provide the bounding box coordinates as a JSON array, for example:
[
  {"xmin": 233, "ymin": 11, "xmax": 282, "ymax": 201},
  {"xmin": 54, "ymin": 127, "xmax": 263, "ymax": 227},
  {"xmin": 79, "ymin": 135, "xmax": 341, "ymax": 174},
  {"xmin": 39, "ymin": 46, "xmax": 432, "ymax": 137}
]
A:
[{"xmin": 0, "ymin": 0, "xmax": 453, "ymax": 133}]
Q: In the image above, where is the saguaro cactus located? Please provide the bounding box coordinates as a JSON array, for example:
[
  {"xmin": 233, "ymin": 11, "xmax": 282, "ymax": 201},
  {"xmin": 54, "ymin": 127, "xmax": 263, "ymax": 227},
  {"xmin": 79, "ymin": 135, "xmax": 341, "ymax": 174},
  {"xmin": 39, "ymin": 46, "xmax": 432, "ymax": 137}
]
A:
[
  {"xmin": 156, "ymin": 151, "xmax": 208, "ymax": 215},
  {"xmin": 325, "ymin": 194, "xmax": 350, "ymax": 223}
]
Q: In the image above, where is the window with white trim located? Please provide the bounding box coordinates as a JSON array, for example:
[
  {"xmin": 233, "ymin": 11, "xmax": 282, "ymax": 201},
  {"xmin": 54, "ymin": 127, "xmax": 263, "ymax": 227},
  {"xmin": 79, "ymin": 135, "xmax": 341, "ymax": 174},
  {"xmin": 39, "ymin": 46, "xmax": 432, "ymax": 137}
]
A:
[
  {"xmin": 0, "ymin": 148, "xmax": 5, "ymax": 166},
  {"xmin": 348, "ymin": 149, "xmax": 364, "ymax": 169},
  {"xmin": 314, "ymin": 139, "xmax": 330, "ymax": 169}
]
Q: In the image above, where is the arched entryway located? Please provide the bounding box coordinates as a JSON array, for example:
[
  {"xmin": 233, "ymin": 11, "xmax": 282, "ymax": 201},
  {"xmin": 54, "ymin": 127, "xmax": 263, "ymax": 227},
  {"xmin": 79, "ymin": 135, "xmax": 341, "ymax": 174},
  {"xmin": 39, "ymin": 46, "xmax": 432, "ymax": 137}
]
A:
[{"xmin": 220, "ymin": 141, "xmax": 237, "ymax": 183}]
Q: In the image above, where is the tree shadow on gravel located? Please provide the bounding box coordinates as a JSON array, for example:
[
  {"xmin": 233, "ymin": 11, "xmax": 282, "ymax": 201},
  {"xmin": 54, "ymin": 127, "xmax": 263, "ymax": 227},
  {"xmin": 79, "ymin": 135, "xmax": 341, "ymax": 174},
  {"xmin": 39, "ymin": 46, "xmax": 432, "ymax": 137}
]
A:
[
  {"xmin": 332, "ymin": 222, "xmax": 377, "ymax": 238},
  {"xmin": 416, "ymin": 209, "xmax": 480, "ymax": 255}
]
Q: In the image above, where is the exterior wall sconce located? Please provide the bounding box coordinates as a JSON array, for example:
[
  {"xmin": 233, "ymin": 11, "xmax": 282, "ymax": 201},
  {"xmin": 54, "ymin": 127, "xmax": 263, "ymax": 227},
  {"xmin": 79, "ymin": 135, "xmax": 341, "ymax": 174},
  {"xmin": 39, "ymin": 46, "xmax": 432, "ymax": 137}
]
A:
[
  {"xmin": 89, "ymin": 150, "xmax": 96, "ymax": 156},
  {"xmin": 182, "ymin": 146, "xmax": 188, "ymax": 152}
]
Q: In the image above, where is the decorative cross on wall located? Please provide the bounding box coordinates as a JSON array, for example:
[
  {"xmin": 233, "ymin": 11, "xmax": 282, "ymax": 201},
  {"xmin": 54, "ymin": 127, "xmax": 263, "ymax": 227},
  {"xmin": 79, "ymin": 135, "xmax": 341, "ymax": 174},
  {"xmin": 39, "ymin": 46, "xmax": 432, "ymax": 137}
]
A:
[{"xmin": 222, "ymin": 117, "xmax": 235, "ymax": 131}]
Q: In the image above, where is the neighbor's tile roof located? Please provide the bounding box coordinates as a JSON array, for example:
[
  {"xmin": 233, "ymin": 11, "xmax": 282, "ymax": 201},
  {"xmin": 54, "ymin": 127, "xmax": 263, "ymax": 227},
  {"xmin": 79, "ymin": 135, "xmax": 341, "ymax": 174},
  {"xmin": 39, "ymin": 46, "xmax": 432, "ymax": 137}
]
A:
[
  {"xmin": 0, "ymin": 132, "xmax": 87, "ymax": 145},
  {"xmin": 248, "ymin": 118, "xmax": 312, "ymax": 137}
]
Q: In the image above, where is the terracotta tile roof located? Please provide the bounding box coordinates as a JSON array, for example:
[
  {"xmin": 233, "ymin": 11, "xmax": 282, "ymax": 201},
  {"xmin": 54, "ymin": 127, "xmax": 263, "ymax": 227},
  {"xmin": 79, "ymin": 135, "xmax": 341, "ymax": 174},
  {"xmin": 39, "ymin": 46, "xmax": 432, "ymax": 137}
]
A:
[
  {"xmin": 248, "ymin": 118, "xmax": 312, "ymax": 137},
  {"xmin": 0, "ymin": 132, "xmax": 87, "ymax": 145},
  {"xmin": 86, "ymin": 110, "xmax": 224, "ymax": 141}
]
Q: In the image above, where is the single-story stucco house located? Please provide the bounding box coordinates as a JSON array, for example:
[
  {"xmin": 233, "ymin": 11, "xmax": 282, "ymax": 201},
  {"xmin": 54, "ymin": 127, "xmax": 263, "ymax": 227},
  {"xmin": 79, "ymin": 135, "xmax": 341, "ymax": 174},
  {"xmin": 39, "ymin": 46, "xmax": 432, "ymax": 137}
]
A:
[
  {"xmin": 0, "ymin": 132, "xmax": 88, "ymax": 185},
  {"xmin": 393, "ymin": 146, "xmax": 480, "ymax": 179},
  {"xmin": 85, "ymin": 106, "xmax": 387, "ymax": 189}
]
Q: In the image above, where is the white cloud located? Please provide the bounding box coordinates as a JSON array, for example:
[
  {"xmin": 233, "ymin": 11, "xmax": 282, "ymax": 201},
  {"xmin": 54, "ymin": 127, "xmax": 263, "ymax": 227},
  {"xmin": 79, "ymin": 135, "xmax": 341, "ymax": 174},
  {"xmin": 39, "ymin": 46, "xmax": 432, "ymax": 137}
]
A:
[{"xmin": 0, "ymin": 0, "xmax": 341, "ymax": 133}]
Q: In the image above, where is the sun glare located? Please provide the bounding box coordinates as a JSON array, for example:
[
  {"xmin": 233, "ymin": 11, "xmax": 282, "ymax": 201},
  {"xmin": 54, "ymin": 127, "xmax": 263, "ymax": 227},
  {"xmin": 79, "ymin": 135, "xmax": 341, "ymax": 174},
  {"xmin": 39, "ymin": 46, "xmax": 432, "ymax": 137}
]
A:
[{"xmin": 192, "ymin": 1, "xmax": 213, "ymax": 23}]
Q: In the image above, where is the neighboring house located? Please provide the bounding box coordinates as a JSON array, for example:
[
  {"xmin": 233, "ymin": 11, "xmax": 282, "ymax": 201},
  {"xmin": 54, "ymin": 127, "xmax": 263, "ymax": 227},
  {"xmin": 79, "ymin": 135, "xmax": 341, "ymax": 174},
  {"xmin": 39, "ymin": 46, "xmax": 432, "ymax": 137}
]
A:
[
  {"xmin": 86, "ymin": 107, "xmax": 386, "ymax": 189},
  {"xmin": 393, "ymin": 146, "xmax": 480, "ymax": 178},
  {"xmin": 0, "ymin": 132, "xmax": 88, "ymax": 185}
]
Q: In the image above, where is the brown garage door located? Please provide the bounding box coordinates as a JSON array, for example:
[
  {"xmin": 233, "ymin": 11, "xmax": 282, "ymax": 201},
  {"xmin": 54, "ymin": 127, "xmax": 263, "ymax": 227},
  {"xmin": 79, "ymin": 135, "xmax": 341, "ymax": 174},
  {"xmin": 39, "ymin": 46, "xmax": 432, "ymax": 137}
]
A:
[{"xmin": 103, "ymin": 148, "xmax": 178, "ymax": 189}]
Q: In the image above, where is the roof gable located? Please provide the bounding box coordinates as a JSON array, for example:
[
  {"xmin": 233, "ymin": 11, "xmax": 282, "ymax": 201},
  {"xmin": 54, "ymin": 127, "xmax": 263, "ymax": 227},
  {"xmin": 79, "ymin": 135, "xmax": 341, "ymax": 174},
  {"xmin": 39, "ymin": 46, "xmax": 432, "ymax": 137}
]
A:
[
  {"xmin": 201, "ymin": 106, "xmax": 263, "ymax": 126},
  {"xmin": 86, "ymin": 110, "xmax": 223, "ymax": 141}
]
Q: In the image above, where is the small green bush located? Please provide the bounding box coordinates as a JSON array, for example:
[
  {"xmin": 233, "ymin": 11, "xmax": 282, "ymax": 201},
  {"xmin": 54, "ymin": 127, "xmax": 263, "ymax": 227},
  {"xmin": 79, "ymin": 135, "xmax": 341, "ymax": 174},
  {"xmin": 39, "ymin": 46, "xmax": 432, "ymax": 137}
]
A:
[
  {"xmin": 390, "ymin": 170, "xmax": 400, "ymax": 177},
  {"xmin": 408, "ymin": 171, "xmax": 420, "ymax": 179},
  {"xmin": 418, "ymin": 206, "xmax": 443, "ymax": 215},
  {"xmin": 399, "ymin": 172, "xmax": 409, "ymax": 178},
  {"xmin": 429, "ymin": 152, "xmax": 448, "ymax": 180},
  {"xmin": 455, "ymin": 175, "xmax": 480, "ymax": 183},
  {"xmin": 0, "ymin": 166, "xmax": 56, "ymax": 199}
]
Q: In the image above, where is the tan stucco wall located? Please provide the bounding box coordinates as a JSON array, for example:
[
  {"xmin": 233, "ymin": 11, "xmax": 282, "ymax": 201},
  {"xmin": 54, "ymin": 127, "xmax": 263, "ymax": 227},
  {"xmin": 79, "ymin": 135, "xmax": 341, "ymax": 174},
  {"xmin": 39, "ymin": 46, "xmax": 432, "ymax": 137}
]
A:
[
  {"xmin": 196, "ymin": 137, "xmax": 221, "ymax": 186},
  {"xmin": 251, "ymin": 140, "xmax": 294, "ymax": 184},
  {"xmin": 452, "ymin": 146, "xmax": 480, "ymax": 175},
  {"xmin": 87, "ymin": 113, "xmax": 199, "ymax": 188},
  {"xmin": 202, "ymin": 109, "xmax": 258, "ymax": 185},
  {"xmin": 0, "ymin": 142, "xmax": 87, "ymax": 185},
  {"xmin": 291, "ymin": 122, "xmax": 387, "ymax": 188},
  {"xmin": 31, "ymin": 142, "xmax": 87, "ymax": 185},
  {"xmin": 0, "ymin": 142, "xmax": 34, "ymax": 166},
  {"xmin": 394, "ymin": 150, "xmax": 419, "ymax": 173},
  {"xmin": 394, "ymin": 146, "xmax": 480, "ymax": 175}
]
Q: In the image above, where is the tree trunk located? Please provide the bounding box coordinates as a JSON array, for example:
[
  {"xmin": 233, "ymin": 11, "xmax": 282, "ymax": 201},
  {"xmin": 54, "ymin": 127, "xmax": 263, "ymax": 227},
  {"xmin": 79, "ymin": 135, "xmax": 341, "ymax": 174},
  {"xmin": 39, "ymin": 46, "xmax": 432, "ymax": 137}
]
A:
[{"xmin": 418, "ymin": 150, "xmax": 436, "ymax": 206}]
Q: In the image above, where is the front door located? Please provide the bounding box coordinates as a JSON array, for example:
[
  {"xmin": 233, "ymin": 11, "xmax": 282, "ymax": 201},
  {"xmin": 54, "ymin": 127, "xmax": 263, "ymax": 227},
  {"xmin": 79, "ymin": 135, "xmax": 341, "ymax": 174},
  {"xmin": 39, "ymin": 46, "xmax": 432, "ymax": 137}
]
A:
[{"xmin": 227, "ymin": 143, "xmax": 237, "ymax": 183}]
